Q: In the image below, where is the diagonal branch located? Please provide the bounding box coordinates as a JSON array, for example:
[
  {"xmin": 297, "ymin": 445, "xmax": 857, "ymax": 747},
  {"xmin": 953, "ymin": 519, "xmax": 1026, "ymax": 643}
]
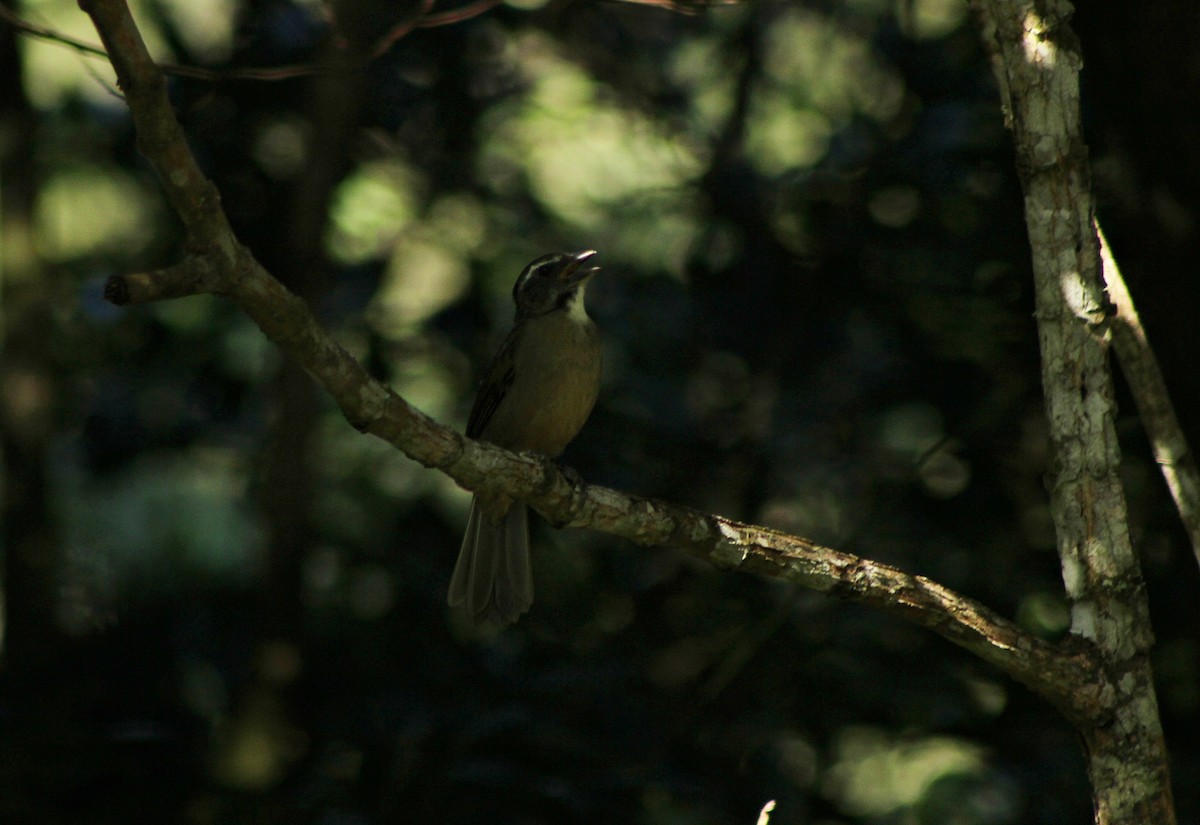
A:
[
  {"xmin": 1096, "ymin": 221, "xmax": 1200, "ymax": 568},
  {"xmin": 83, "ymin": 0, "xmax": 1105, "ymax": 727}
]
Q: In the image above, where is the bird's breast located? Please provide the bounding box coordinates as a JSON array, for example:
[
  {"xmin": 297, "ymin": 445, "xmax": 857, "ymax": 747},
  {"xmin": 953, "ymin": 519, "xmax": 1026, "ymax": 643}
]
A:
[{"xmin": 481, "ymin": 313, "xmax": 601, "ymax": 456}]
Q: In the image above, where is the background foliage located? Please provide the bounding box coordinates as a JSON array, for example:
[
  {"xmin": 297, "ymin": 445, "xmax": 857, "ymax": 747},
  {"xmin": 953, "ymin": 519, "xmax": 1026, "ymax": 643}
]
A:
[{"xmin": 2, "ymin": 0, "xmax": 1198, "ymax": 822}]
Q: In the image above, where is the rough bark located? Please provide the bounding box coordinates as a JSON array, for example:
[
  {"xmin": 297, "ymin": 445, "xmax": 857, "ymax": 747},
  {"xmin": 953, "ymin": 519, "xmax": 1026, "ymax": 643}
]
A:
[{"xmin": 972, "ymin": 1, "xmax": 1175, "ymax": 822}]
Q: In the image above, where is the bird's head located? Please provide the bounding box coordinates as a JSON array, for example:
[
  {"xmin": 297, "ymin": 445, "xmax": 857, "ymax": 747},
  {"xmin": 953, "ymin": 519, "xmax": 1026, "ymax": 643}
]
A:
[{"xmin": 512, "ymin": 250, "xmax": 600, "ymax": 319}]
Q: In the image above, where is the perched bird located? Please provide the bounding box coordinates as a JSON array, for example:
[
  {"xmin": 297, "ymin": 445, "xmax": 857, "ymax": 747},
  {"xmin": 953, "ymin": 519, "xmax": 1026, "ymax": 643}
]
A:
[{"xmin": 449, "ymin": 250, "xmax": 603, "ymax": 626}]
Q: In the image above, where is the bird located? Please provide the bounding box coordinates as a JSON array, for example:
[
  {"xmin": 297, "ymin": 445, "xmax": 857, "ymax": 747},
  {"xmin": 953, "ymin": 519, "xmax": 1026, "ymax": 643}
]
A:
[{"xmin": 448, "ymin": 250, "xmax": 603, "ymax": 626}]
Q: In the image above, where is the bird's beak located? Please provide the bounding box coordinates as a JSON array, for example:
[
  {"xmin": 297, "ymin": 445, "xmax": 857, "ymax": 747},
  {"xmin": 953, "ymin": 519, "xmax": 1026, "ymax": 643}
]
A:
[{"xmin": 560, "ymin": 250, "xmax": 600, "ymax": 285}]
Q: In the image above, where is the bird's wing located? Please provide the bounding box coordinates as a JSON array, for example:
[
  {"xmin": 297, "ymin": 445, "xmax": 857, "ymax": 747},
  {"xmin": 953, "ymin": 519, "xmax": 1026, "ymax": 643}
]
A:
[{"xmin": 466, "ymin": 325, "xmax": 521, "ymax": 439}]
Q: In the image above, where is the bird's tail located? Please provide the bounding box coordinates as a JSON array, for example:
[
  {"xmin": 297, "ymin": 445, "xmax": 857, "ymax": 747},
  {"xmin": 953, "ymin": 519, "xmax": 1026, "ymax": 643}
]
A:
[{"xmin": 448, "ymin": 499, "xmax": 532, "ymax": 626}]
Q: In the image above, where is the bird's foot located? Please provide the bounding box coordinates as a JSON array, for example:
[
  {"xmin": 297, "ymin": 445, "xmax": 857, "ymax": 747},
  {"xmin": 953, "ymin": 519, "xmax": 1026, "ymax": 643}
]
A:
[
  {"xmin": 544, "ymin": 460, "xmax": 586, "ymax": 528},
  {"xmin": 557, "ymin": 462, "xmax": 585, "ymax": 487}
]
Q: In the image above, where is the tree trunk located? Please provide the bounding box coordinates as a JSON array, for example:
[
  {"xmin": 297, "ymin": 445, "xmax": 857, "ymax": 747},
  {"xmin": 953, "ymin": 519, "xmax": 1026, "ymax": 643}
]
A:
[{"xmin": 972, "ymin": 2, "xmax": 1176, "ymax": 822}]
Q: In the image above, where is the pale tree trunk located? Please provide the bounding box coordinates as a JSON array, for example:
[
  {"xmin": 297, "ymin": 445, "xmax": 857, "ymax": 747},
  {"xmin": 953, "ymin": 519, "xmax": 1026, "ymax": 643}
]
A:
[{"xmin": 972, "ymin": 2, "xmax": 1176, "ymax": 822}]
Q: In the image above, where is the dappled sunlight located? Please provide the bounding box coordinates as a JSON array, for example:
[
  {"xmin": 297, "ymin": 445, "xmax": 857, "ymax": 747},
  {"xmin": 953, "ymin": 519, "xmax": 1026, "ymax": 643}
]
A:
[
  {"xmin": 149, "ymin": 292, "xmax": 220, "ymax": 335},
  {"xmin": 775, "ymin": 735, "xmax": 819, "ymax": 788},
  {"xmin": 423, "ymin": 191, "xmax": 491, "ymax": 255},
  {"xmin": 876, "ymin": 402, "xmax": 945, "ymax": 463},
  {"xmin": 1021, "ymin": 11, "xmax": 1056, "ymax": 68},
  {"xmin": 869, "ymin": 185, "xmax": 922, "ymax": 228},
  {"xmin": 252, "ymin": 116, "xmax": 312, "ymax": 181},
  {"xmin": 21, "ymin": 0, "xmax": 117, "ymax": 108},
  {"xmin": 671, "ymin": 8, "xmax": 911, "ymax": 180},
  {"xmin": 20, "ymin": 0, "xmax": 179, "ymax": 108},
  {"xmin": 964, "ymin": 673, "xmax": 1009, "ymax": 716},
  {"xmin": 155, "ymin": 0, "xmax": 237, "ymax": 62},
  {"xmin": 745, "ymin": 88, "xmax": 833, "ymax": 176},
  {"xmin": 325, "ymin": 159, "xmax": 420, "ymax": 264},
  {"xmin": 480, "ymin": 32, "xmax": 705, "ymax": 272},
  {"xmin": 875, "ymin": 403, "xmax": 972, "ymax": 497},
  {"xmin": 368, "ymin": 193, "xmax": 487, "ymax": 335},
  {"xmin": 34, "ymin": 164, "xmax": 161, "ymax": 262},
  {"xmin": 823, "ymin": 726, "xmax": 988, "ymax": 817},
  {"xmin": 1057, "ymin": 266, "xmax": 1108, "ymax": 327},
  {"xmin": 1016, "ymin": 591, "xmax": 1071, "ymax": 637},
  {"xmin": 918, "ymin": 444, "xmax": 972, "ymax": 499},
  {"xmin": 216, "ymin": 312, "xmax": 282, "ymax": 384},
  {"xmin": 669, "ymin": 34, "xmax": 740, "ymax": 134},
  {"xmin": 317, "ymin": 401, "xmax": 443, "ymax": 504},
  {"xmin": 53, "ymin": 445, "xmax": 264, "ymax": 633},
  {"xmin": 372, "ymin": 238, "xmax": 471, "ymax": 334},
  {"xmin": 212, "ymin": 644, "xmax": 307, "ymax": 790},
  {"xmin": 898, "ymin": 0, "xmax": 968, "ymax": 41},
  {"xmin": 382, "ymin": 346, "xmax": 461, "ymax": 425},
  {"xmin": 1, "ymin": 368, "xmax": 55, "ymax": 440},
  {"xmin": 213, "ymin": 708, "xmax": 291, "ymax": 790},
  {"xmin": 1, "ymin": 206, "xmax": 38, "ymax": 282},
  {"xmin": 762, "ymin": 9, "xmax": 906, "ymax": 125}
]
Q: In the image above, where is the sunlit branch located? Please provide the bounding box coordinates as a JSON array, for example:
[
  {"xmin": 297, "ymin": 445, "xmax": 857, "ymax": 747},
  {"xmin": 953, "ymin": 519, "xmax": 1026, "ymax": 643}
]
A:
[{"xmin": 1097, "ymin": 220, "xmax": 1200, "ymax": 567}]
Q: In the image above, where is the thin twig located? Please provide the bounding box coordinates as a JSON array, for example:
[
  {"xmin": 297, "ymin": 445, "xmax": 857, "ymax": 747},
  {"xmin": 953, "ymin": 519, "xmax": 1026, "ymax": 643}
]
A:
[
  {"xmin": 1, "ymin": 0, "xmax": 502, "ymax": 85},
  {"xmin": 367, "ymin": 0, "xmax": 436, "ymax": 61},
  {"xmin": 417, "ymin": 0, "xmax": 505, "ymax": 28},
  {"xmin": 0, "ymin": 4, "xmax": 108, "ymax": 59}
]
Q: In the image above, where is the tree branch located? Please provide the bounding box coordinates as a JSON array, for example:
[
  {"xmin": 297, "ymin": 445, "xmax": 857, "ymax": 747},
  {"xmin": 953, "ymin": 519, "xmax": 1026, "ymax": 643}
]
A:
[
  {"xmin": 83, "ymin": 0, "xmax": 1106, "ymax": 733},
  {"xmin": 1096, "ymin": 220, "xmax": 1200, "ymax": 568}
]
